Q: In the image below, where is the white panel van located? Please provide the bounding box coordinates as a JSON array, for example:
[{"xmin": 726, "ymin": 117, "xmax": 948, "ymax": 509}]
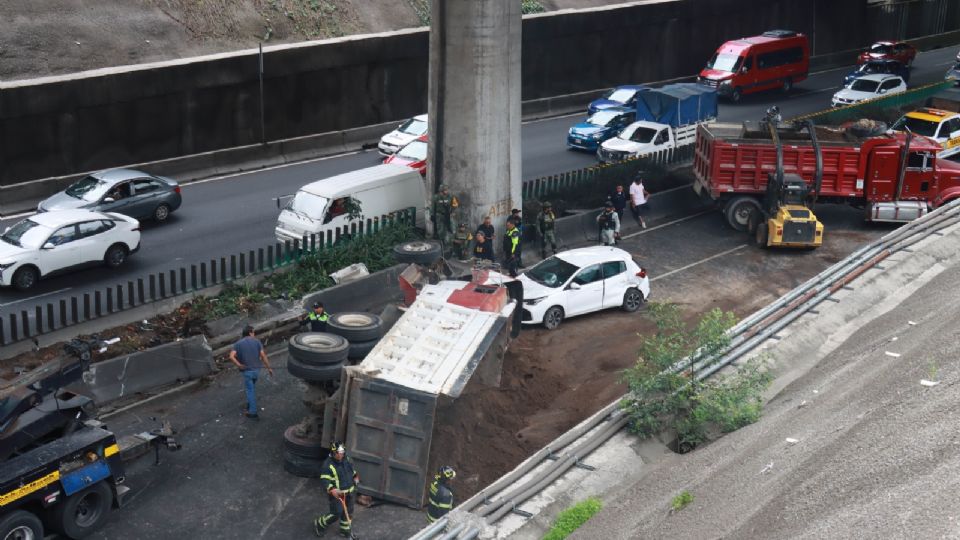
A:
[{"xmin": 275, "ymin": 164, "xmax": 426, "ymax": 243}]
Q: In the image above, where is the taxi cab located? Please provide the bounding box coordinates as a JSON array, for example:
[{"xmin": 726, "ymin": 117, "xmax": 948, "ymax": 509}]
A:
[{"xmin": 893, "ymin": 108, "xmax": 960, "ymax": 158}]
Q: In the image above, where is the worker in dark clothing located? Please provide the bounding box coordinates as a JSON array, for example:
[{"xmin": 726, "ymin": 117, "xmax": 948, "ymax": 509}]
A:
[
  {"xmin": 597, "ymin": 202, "xmax": 620, "ymax": 246},
  {"xmin": 609, "ymin": 184, "xmax": 629, "ymax": 221},
  {"xmin": 299, "ymin": 302, "xmax": 331, "ymax": 332},
  {"xmin": 476, "ymin": 216, "xmax": 495, "ymax": 259},
  {"xmin": 314, "ymin": 441, "xmax": 360, "ymax": 538},
  {"xmin": 426, "ymin": 466, "xmax": 456, "ymax": 523},
  {"xmin": 503, "ymin": 220, "xmax": 521, "ymax": 277},
  {"xmin": 472, "ymin": 232, "xmax": 495, "ymax": 263}
]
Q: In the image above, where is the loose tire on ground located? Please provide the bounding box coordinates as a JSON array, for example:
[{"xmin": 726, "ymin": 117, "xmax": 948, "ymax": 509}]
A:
[
  {"xmin": 755, "ymin": 222, "xmax": 769, "ymax": 248},
  {"xmin": 622, "ymin": 288, "xmax": 645, "ymax": 313},
  {"xmin": 724, "ymin": 196, "xmax": 760, "ymax": 232},
  {"xmin": 288, "ymin": 333, "xmax": 349, "ymax": 366},
  {"xmin": 392, "ymin": 240, "xmax": 442, "ymax": 265},
  {"xmin": 542, "ymin": 306, "xmax": 564, "ymax": 330},
  {"xmin": 328, "ymin": 312, "xmax": 383, "ymax": 343},
  {"xmin": 283, "ymin": 425, "xmax": 328, "ymax": 459},
  {"xmin": 0, "ymin": 510, "xmax": 42, "ymax": 540},
  {"xmin": 287, "ymin": 357, "xmax": 344, "ymax": 383},
  {"xmin": 347, "ymin": 338, "xmax": 380, "ymax": 361},
  {"xmin": 282, "ymin": 449, "xmax": 326, "ymax": 478},
  {"xmin": 51, "ymin": 480, "xmax": 112, "ymax": 539}
]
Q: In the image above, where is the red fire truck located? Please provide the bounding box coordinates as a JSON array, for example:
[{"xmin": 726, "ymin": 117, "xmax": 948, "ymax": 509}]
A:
[{"xmin": 693, "ymin": 122, "xmax": 960, "ymax": 231}]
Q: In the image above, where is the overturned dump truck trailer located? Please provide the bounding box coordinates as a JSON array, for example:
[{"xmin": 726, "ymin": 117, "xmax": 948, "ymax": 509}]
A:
[{"xmin": 337, "ymin": 269, "xmax": 517, "ymax": 508}]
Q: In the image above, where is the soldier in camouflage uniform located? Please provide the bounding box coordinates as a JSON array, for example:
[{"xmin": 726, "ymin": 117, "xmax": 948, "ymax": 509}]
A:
[
  {"xmin": 536, "ymin": 201, "xmax": 558, "ymax": 258},
  {"xmin": 452, "ymin": 223, "xmax": 472, "ymax": 261},
  {"xmin": 431, "ymin": 184, "xmax": 454, "ymax": 248}
]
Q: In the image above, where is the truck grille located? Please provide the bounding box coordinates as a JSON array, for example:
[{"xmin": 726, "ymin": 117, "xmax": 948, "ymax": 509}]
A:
[
  {"xmin": 699, "ymin": 79, "xmax": 718, "ymax": 88},
  {"xmin": 598, "ymin": 147, "xmax": 628, "ymax": 162},
  {"xmin": 782, "ymin": 221, "xmax": 816, "ymax": 243}
]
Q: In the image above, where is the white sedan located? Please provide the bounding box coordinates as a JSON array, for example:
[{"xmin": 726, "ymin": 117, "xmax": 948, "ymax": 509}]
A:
[
  {"xmin": 519, "ymin": 246, "xmax": 650, "ymax": 329},
  {"xmin": 831, "ymin": 74, "xmax": 907, "ymax": 107},
  {"xmin": 0, "ymin": 209, "xmax": 141, "ymax": 290},
  {"xmin": 378, "ymin": 114, "xmax": 428, "ymax": 156}
]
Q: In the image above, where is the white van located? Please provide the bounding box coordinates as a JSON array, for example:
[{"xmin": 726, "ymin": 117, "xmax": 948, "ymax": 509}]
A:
[{"xmin": 275, "ymin": 164, "xmax": 426, "ymax": 243}]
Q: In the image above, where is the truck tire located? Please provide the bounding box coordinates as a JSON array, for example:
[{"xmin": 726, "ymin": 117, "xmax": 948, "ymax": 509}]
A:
[
  {"xmin": 348, "ymin": 338, "xmax": 380, "ymax": 361},
  {"xmin": 283, "ymin": 450, "xmax": 326, "ymax": 478},
  {"xmin": 287, "ymin": 357, "xmax": 344, "ymax": 384},
  {"xmin": 724, "ymin": 197, "xmax": 760, "ymax": 232},
  {"xmin": 393, "ymin": 240, "xmax": 442, "ymax": 265},
  {"xmin": 51, "ymin": 480, "xmax": 113, "ymax": 539},
  {"xmin": 327, "ymin": 312, "xmax": 383, "ymax": 343},
  {"xmin": 288, "ymin": 333, "xmax": 349, "ymax": 366},
  {"xmin": 283, "ymin": 425, "xmax": 328, "ymax": 459},
  {"xmin": 755, "ymin": 222, "xmax": 769, "ymax": 249},
  {"xmin": 0, "ymin": 510, "xmax": 42, "ymax": 540}
]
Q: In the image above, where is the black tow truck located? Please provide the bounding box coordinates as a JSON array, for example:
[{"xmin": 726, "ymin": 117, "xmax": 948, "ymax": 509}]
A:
[{"xmin": 0, "ymin": 338, "xmax": 180, "ymax": 539}]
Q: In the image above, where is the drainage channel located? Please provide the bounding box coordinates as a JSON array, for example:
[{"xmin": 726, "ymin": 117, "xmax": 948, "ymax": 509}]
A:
[{"xmin": 411, "ymin": 199, "xmax": 960, "ymax": 540}]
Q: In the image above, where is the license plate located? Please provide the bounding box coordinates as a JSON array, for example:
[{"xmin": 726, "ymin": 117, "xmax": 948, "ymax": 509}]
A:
[{"xmin": 574, "ymin": 138, "xmax": 583, "ymax": 144}]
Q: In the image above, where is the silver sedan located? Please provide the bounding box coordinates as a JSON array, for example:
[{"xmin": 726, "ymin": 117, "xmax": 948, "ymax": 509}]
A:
[{"xmin": 38, "ymin": 168, "xmax": 183, "ymax": 223}]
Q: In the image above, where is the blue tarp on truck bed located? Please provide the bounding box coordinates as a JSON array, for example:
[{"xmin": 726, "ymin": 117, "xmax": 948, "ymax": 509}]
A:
[{"xmin": 635, "ymin": 83, "xmax": 717, "ymax": 128}]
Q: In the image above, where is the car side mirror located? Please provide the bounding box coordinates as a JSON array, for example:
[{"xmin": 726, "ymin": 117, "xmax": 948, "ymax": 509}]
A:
[
  {"xmin": 42, "ymin": 242, "xmax": 56, "ymax": 250},
  {"xmin": 741, "ymin": 67, "xmax": 749, "ymax": 74},
  {"xmin": 568, "ymin": 282, "xmax": 582, "ymax": 290},
  {"xmin": 103, "ymin": 197, "xmax": 115, "ymax": 203}
]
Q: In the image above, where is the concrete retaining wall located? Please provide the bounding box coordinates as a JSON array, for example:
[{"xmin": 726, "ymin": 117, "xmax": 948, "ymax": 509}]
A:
[{"xmin": 1, "ymin": 0, "xmax": 958, "ymax": 194}]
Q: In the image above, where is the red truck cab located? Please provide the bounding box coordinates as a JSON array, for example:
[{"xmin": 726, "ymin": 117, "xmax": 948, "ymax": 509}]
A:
[{"xmin": 698, "ymin": 30, "xmax": 809, "ymax": 102}]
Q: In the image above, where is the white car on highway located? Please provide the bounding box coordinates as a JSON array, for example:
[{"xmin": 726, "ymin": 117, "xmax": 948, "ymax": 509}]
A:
[
  {"xmin": 831, "ymin": 74, "xmax": 907, "ymax": 107},
  {"xmin": 0, "ymin": 210, "xmax": 141, "ymax": 290},
  {"xmin": 519, "ymin": 246, "xmax": 650, "ymax": 329},
  {"xmin": 378, "ymin": 114, "xmax": 428, "ymax": 156}
]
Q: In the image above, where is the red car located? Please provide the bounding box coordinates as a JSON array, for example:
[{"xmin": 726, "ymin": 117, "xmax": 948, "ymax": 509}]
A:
[
  {"xmin": 384, "ymin": 135, "xmax": 427, "ymax": 176},
  {"xmin": 858, "ymin": 41, "xmax": 917, "ymax": 67}
]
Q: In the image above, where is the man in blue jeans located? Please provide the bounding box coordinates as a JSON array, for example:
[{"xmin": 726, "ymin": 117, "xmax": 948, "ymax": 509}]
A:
[{"xmin": 228, "ymin": 325, "xmax": 274, "ymax": 420}]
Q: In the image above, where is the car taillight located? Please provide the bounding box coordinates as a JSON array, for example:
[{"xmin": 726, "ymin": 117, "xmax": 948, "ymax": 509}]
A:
[
  {"xmin": 174, "ymin": 186, "xmax": 181, "ymax": 194},
  {"xmin": 636, "ymin": 268, "xmax": 647, "ymax": 278}
]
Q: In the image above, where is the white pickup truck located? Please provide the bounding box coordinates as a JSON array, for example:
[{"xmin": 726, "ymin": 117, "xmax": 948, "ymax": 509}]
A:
[{"xmin": 595, "ymin": 83, "xmax": 717, "ymax": 164}]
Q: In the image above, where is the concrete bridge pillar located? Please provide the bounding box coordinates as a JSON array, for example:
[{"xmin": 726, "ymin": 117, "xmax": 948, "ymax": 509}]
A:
[{"xmin": 426, "ymin": 0, "xmax": 522, "ymax": 240}]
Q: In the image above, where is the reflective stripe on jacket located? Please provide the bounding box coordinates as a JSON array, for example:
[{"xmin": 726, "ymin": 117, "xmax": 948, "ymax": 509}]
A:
[{"xmin": 427, "ymin": 479, "xmax": 454, "ymax": 522}]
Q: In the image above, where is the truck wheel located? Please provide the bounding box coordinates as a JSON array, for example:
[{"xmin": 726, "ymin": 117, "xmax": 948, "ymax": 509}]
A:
[
  {"xmin": 755, "ymin": 222, "xmax": 769, "ymax": 249},
  {"xmin": 52, "ymin": 481, "xmax": 113, "ymax": 539},
  {"xmin": 348, "ymin": 338, "xmax": 380, "ymax": 361},
  {"xmin": 327, "ymin": 312, "xmax": 383, "ymax": 342},
  {"xmin": 283, "ymin": 425, "xmax": 328, "ymax": 459},
  {"xmin": 393, "ymin": 240, "xmax": 442, "ymax": 264},
  {"xmin": 781, "ymin": 78, "xmax": 793, "ymax": 93},
  {"xmin": 730, "ymin": 87, "xmax": 742, "ymax": 102},
  {"xmin": 288, "ymin": 333, "xmax": 349, "ymax": 366},
  {"xmin": 287, "ymin": 356, "xmax": 344, "ymax": 384},
  {"xmin": 283, "ymin": 449, "xmax": 326, "ymax": 478},
  {"xmin": 724, "ymin": 197, "xmax": 760, "ymax": 232},
  {"xmin": 0, "ymin": 510, "xmax": 42, "ymax": 540}
]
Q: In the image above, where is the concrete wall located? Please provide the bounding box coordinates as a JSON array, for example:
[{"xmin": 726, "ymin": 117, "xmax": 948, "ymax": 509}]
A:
[{"xmin": 2, "ymin": 0, "xmax": 959, "ymax": 188}]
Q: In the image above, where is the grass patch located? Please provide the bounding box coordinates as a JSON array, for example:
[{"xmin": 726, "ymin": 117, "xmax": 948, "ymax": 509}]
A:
[
  {"xmin": 671, "ymin": 490, "xmax": 693, "ymax": 512},
  {"xmin": 542, "ymin": 497, "xmax": 603, "ymax": 540}
]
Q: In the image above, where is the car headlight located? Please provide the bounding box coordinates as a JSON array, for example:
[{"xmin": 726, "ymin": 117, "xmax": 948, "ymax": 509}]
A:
[
  {"xmin": 590, "ymin": 132, "xmax": 604, "ymax": 139},
  {"xmin": 523, "ymin": 297, "xmax": 547, "ymax": 306},
  {"xmin": 0, "ymin": 262, "xmax": 14, "ymax": 272},
  {"xmin": 720, "ymin": 79, "xmax": 732, "ymax": 87}
]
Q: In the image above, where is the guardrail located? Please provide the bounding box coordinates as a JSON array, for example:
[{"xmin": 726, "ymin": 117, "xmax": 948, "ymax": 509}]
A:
[
  {"xmin": 412, "ymin": 197, "xmax": 960, "ymax": 540},
  {"xmin": 0, "ymin": 208, "xmax": 417, "ymax": 347},
  {"xmin": 792, "ymin": 80, "xmax": 954, "ymax": 125}
]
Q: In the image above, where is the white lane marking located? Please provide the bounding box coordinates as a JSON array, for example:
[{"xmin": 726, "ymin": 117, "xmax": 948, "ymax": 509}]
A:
[
  {"xmin": 651, "ymin": 244, "xmax": 748, "ymax": 282},
  {"xmin": 1, "ymin": 210, "xmax": 34, "ymax": 221},
  {"xmin": 0, "ymin": 287, "xmax": 72, "ymax": 307},
  {"xmin": 620, "ymin": 210, "xmax": 713, "ymax": 240}
]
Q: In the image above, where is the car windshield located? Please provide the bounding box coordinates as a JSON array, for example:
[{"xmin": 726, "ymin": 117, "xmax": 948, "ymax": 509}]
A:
[
  {"xmin": 620, "ymin": 125, "xmax": 657, "ymax": 143},
  {"xmin": 397, "ymin": 140, "xmax": 428, "ymax": 161},
  {"xmin": 65, "ymin": 176, "xmax": 110, "ymax": 202},
  {"xmin": 524, "ymin": 256, "xmax": 579, "ymax": 288},
  {"xmin": 399, "ymin": 118, "xmax": 428, "ymax": 136},
  {"xmin": 1, "ymin": 219, "xmax": 50, "ymax": 249},
  {"xmin": 587, "ymin": 111, "xmax": 621, "ymax": 127},
  {"xmin": 286, "ymin": 191, "xmax": 328, "ymax": 220},
  {"xmin": 858, "ymin": 63, "xmax": 886, "ymax": 74},
  {"xmin": 849, "ymin": 79, "xmax": 880, "ymax": 92},
  {"xmin": 894, "ymin": 116, "xmax": 939, "ymax": 138},
  {"xmin": 870, "ymin": 43, "xmax": 894, "ymax": 55},
  {"xmin": 706, "ymin": 53, "xmax": 742, "ymax": 73},
  {"xmin": 604, "ymin": 88, "xmax": 636, "ymax": 103}
]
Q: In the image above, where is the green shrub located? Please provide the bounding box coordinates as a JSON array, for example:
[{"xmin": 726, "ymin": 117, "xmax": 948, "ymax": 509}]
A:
[
  {"xmin": 671, "ymin": 490, "xmax": 693, "ymax": 511},
  {"xmin": 542, "ymin": 497, "xmax": 603, "ymax": 540},
  {"xmin": 521, "ymin": 0, "xmax": 547, "ymax": 14}
]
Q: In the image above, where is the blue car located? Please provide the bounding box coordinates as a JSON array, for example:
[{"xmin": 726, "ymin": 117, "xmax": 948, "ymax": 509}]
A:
[
  {"xmin": 567, "ymin": 107, "xmax": 636, "ymax": 152},
  {"xmin": 587, "ymin": 85, "xmax": 647, "ymax": 115},
  {"xmin": 842, "ymin": 59, "xmax": 910, "ymax": 86}
]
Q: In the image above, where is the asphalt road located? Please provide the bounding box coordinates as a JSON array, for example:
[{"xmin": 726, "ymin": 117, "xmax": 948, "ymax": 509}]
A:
[{"xmin": 1, "ymin": 46, "xmax": 957, "ymax": 319}]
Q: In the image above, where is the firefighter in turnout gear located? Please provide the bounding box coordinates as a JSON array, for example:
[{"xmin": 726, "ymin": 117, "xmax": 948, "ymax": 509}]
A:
[
  {"xmin": 597, "ymin": 202, "xmax": 620, "ymax": 246},
  {"xmin": 300, "ymin": 302, "xmax": 331, "ymax": 332},
  {"xmin": 503, "ymin": 220, "xmax": 521, "ymax": 277},
  {"xmin": 314, "ymin": 441, "xmax": 360, "ymax": 538},
  {"xmin": 536, "ymin": 201, "xmax": 558, "ymax": 258},
  {"xmin": 427, "ymin": 466, "xmax": 456, "ymax": 523}
]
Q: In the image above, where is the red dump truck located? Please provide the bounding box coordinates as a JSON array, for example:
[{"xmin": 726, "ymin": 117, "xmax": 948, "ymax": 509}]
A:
[{"xmin": 693, "ymin": 122, "xmax": 960, "ymax": 230}]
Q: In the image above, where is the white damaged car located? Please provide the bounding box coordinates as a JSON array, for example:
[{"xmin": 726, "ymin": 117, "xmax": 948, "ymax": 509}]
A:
[
  {"xmin": 831, "ymin": 74, "xmax": 906, "ymax": 107},
  {"xmin": 378, "ymin": 114, "xmax": 428, "ymax": 156},
  {"xmin": 518, "ymin": 246, "xmax": 650, "ymax": 329}
]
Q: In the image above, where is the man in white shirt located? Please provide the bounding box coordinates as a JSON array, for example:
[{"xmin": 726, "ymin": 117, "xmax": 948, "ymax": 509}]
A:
[{"xmin": 629, "ymin": 177, "xmax": 651, "ymax": 228}]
